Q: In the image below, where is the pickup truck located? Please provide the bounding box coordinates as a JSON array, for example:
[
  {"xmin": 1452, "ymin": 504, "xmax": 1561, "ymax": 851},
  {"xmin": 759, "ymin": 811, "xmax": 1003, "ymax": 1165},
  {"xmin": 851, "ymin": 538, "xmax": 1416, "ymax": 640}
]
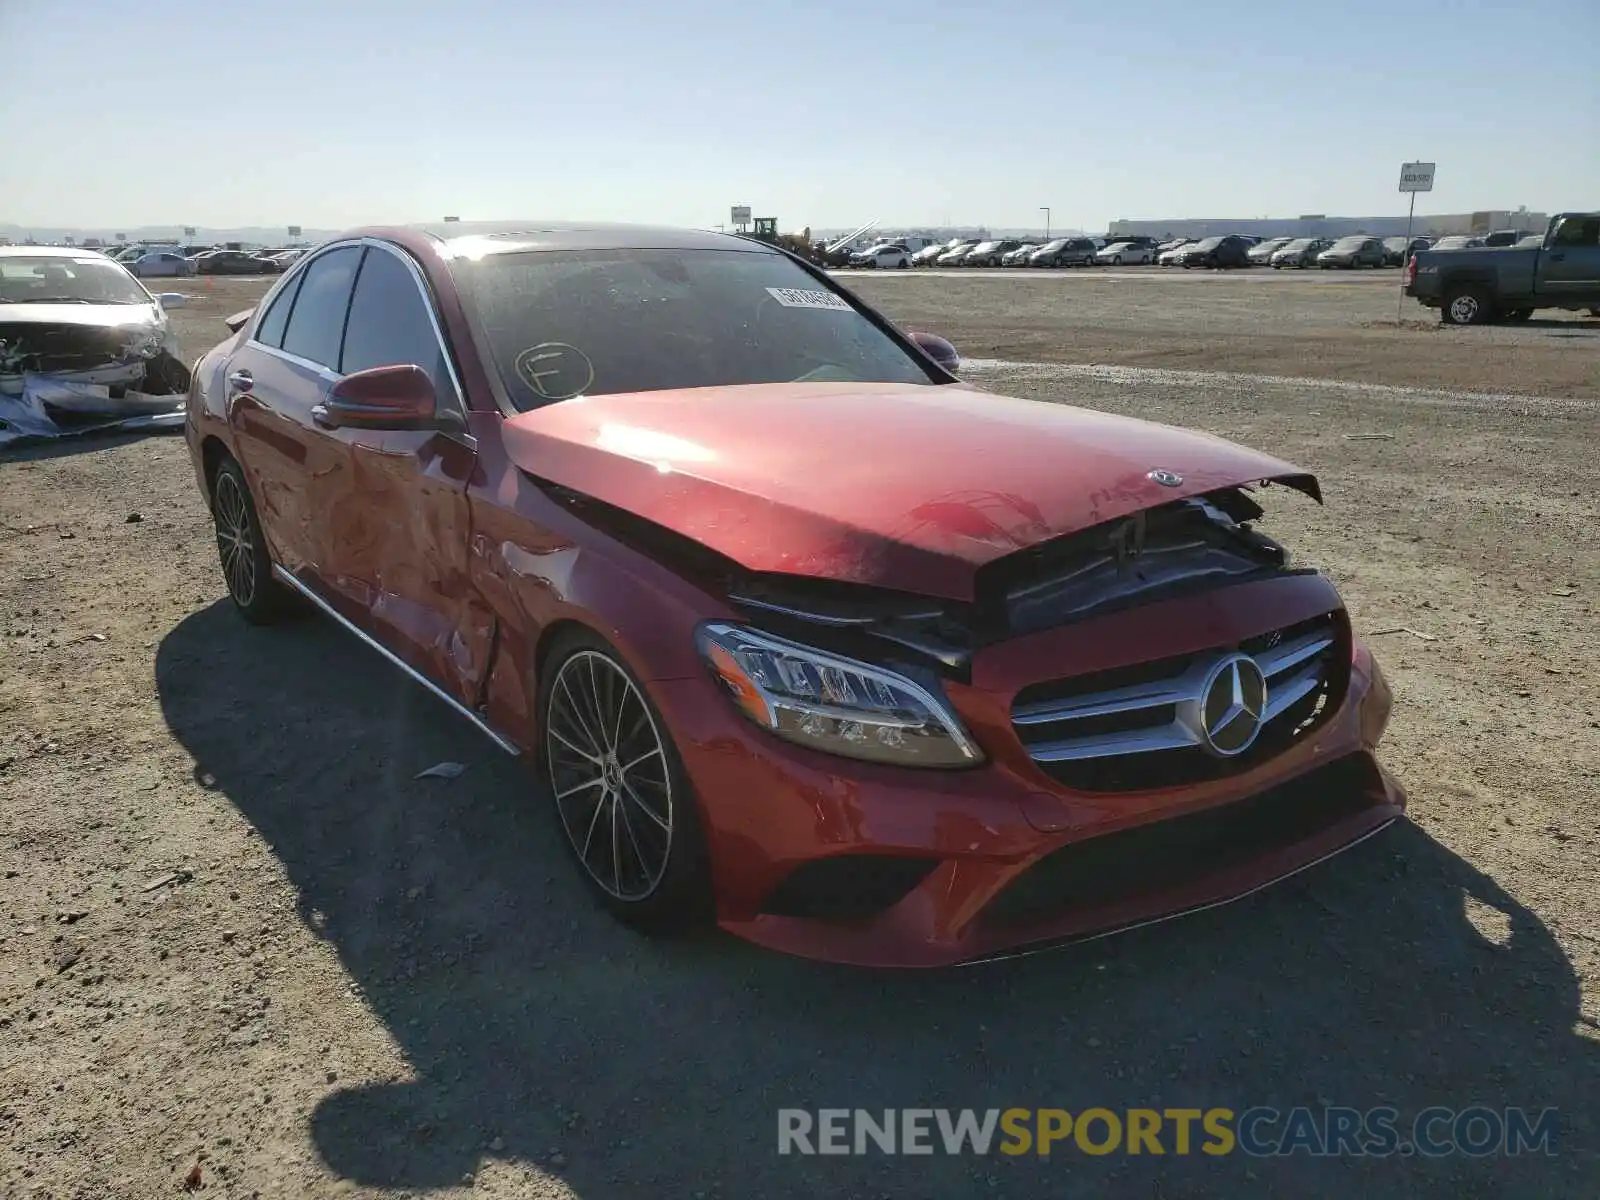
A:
[{"xmin": 1404, "ymin": 212, "xmax": 1600, "ymax": 324}]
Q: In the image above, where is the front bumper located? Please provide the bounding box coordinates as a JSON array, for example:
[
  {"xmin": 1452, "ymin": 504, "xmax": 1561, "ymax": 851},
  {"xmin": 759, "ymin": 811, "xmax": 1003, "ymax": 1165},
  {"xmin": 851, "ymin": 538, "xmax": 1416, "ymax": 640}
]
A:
[{"xmin": 650, "ymin": 583, "xmax": 1404, "ymax": 968}]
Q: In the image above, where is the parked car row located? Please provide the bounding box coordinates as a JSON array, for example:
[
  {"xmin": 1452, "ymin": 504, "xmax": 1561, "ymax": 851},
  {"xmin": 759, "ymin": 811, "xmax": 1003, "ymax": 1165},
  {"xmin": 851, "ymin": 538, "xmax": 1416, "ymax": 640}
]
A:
[
  {"xmin": 112, "ymin": 244, "xmax": 310, "ymax": 279},
  {"xmin": 870, "ymin": 235, "xmax": 1167, "ymax": 269},
  {"xmin": 849, "ymin": 232, "xmax": 1442, "ymax": 272},
  {"xmin": 837, "ymin": 229, "xmax": 1532, "ymax": 274}
]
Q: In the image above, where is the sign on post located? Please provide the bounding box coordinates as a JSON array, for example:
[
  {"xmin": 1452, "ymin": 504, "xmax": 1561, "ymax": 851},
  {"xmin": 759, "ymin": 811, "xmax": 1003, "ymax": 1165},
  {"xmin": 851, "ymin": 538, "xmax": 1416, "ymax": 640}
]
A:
[
  {"xmin": 183, "ymin": 226, "xmax": 196, "ymax": 237},
  {"xmin": 115, "ymin": 232, "xmax": 126, "ymax": 242},
  {"xmin": 442, "ymin": 216, "xmax": 460, "ymax": 223},
  {"xmin": 287, "ymin": 224, "xmax": 302, "ymax": 236},
  {"xmin": 1398, "ymin": 162, "xmax": 1435, "ymax": 193},
  {"xmin": 731, "ymin": 206, "xmax": 751, "ymax": 228}
]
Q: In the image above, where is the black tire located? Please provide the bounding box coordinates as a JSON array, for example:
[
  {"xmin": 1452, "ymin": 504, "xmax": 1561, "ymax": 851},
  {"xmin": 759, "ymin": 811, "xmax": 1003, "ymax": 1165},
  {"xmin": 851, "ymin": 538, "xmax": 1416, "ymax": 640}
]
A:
[
  {"xmin": 1112, "ymin": 255, "xmax": 1122, "ymax": 265},
  {"xmin": 210, "ymin": 456, "xmax": 291, "ymax": 624},
  {"xmin": 1441, "ymin": 285, "xmax": 1492, "ymax": 325},
  {"xmin": 1586, "ymin": 309, "xmax": 1600, "ymax": 319},
  {"xmin": 538, "ymin": 627, "xmax": 712, "ymax": 932}
]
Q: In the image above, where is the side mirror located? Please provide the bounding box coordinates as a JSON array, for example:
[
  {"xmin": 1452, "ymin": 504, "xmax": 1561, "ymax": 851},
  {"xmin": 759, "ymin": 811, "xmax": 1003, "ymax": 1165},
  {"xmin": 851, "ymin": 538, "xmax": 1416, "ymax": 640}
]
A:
[
  {"xmin": 909, "ymin": 330, "xmax": 961, "ymax": 373},
  {"xmin": 156, "ymin": 292, "xmax": 189, "ymax": 309},
  {"xmin": 313, "ymin": 364, "xmax": 452, "ymax": 432}
]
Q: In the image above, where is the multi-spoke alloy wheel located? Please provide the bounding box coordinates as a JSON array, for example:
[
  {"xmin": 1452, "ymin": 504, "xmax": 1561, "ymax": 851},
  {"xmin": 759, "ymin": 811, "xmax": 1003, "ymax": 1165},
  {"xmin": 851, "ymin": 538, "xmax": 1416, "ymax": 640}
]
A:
[
  {"xmin": 213, "ymin": 470, "xmax": 257, "ymax": 607},
  {"xmin": 210, "ymin": 457, "xmax": 288, "ymax": 624},
  {"xmin": 546, "ymin": 649, "xmax": 676, "ymax": 902}
]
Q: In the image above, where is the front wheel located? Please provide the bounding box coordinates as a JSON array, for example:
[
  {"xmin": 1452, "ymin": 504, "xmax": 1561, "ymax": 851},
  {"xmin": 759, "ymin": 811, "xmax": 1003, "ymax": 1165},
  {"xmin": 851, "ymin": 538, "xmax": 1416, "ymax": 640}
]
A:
[
  {"xmin": 540, "ymin": 629, "xmax": 711, "ymax": 931},
  {"xmin": 211, "ymin": 457, "xmax": 291, "ymax": 624}
]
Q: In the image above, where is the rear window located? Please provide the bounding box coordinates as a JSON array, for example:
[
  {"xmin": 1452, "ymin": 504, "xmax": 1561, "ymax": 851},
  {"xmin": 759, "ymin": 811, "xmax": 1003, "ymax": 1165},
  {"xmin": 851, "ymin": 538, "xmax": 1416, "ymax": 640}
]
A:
[{"xmin": 453, "ymin": 248, "xmax": 936, "ymax": 409}]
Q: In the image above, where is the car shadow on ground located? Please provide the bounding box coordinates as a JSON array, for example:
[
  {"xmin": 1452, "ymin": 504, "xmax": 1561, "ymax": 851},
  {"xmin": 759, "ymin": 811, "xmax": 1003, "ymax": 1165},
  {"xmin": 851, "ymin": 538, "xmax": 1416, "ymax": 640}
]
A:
[
  {"xmin": 156, "ymin": 602, "xmax": 1597, "ymax": 1199},
  {"xmin": 0, "ymin": 426, "xmax": 183, "ymax": 463}
]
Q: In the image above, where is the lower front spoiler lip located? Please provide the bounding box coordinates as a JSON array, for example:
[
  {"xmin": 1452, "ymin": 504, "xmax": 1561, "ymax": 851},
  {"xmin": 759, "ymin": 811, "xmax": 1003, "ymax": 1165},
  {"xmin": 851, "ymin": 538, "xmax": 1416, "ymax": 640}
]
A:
[
  {"xmin": 962, "ymin": 815, "xmax": 1399, "ymax": 965},
  {"xmin": 718, "ymin": 764, "xmax": 1406, "ymax": 969}
]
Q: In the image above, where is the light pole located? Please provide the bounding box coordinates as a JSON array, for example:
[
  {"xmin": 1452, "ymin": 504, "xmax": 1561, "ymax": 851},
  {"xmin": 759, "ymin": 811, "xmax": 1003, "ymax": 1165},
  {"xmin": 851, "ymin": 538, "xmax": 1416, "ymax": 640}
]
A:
[{"xmin": 1040, "ymin": 207, "xmax": 1050, "ymax": 241}]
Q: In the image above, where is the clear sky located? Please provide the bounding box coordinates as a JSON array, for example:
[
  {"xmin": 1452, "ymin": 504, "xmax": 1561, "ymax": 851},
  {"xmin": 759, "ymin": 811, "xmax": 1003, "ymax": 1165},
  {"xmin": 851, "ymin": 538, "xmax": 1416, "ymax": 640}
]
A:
[{"xmin": 3, "ymin": 0, "xmax": 1595, "ymax": 232}]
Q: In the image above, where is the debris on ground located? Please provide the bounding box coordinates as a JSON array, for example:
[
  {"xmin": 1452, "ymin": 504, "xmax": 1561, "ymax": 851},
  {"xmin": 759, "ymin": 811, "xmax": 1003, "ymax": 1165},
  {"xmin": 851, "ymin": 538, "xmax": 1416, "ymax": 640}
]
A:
[
  {"xmin": 1369, "ymin": 627, "xmax": 1438, "ymax": 641},
  {"xmin": 142, "ymin": 869, "xmax": 194, "ymax": 893},
  {"xmin": 414, "ymin": 761, "xmax": 468, "ymax": 781},
  {"xmin": 0, "ymin": 374, "xmax": 186, "ymax": 448}
]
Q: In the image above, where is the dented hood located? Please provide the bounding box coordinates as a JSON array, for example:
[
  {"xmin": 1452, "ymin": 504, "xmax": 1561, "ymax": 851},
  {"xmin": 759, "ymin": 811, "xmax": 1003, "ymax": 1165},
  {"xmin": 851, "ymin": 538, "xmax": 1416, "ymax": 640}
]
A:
[{"xmin": 501, "ymin": 382, "xmax": 1319, "ymax": 601}]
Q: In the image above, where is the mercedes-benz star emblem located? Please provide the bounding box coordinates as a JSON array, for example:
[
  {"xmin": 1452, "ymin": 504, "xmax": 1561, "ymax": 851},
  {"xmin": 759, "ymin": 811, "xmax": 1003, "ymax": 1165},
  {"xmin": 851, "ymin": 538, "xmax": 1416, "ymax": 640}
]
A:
[
  {"xmin": 1196, "ymin": 653, "xmax": 1267, "ymax": 757},
  {"xmin": 1147, "ymin": 468, "xmax": 1183, "ymax": 487}
]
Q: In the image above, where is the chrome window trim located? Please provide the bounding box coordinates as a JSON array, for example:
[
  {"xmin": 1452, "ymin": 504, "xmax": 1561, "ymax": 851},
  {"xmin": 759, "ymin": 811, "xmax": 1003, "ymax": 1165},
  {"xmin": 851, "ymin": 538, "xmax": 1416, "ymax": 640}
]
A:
[{"xmin": 245, "ymin": 237, "xmax": 467, "ymax": 412}]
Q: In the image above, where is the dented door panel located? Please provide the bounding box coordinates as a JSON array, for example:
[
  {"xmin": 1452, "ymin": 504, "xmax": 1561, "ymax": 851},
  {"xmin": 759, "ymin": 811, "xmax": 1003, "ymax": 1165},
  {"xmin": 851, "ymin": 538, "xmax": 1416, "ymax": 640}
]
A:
[
  {"xmin": 461, "ymin": 410, "xmax": 715, "ymax": 749},
  {"xmin": 322, "ymin": 426, "xmax": 493, "ymax": 709}
]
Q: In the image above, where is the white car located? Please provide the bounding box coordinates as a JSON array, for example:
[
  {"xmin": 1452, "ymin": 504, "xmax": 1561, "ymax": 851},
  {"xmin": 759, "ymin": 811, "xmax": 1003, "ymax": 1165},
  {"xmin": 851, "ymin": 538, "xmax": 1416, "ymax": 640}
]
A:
[
  {"xmin": 848, "ymin": 243, "xmax": 911, "ymax": 269},
  {"xmin": 129, "ymin": 251, "xmax": 195, "ymax": 278},
  {"xmin": 1095, "ymin": 241, "xmax": 1154, "ymax": 265}
]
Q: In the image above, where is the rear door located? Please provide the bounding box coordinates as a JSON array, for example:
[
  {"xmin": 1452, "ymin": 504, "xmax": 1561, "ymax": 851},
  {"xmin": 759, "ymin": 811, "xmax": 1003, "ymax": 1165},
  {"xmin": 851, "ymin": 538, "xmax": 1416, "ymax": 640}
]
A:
[
  {"xmin": 224, "ymin": 244, "xmax": 363, "ymax": 618},
  {"xmin": 1537, "ymin": 216, "xmax": 1600, "ymax": 299},
  {"xmin": 321, "ymin": 242, "xmax": 492, "ymax": 707}
]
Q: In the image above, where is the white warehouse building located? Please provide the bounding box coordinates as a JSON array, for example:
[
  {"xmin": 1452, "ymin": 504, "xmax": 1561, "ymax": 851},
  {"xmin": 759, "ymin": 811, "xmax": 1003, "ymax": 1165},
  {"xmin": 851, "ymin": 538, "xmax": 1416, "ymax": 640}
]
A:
[{"xmin": 1108, "ymin": 209, "xmax": 1547, "ymax": 241}]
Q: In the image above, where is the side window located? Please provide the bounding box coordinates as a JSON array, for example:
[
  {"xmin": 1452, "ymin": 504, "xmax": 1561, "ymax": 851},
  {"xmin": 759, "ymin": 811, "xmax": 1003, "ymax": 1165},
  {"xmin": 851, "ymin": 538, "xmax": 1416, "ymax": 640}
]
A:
[
  {"xmin": 280, "ymin": 246, "xmax": 362, "ymax": 368},
  {"xmin": 253, "ymin": 272, "xmax": 305, "ymax": 348},
  {"xmin": 1552, "ymin": 218, "xmax": 1599, "ymax": 247},
  {"xmin": 339, "ymin": 246, "xmax": 452, "ymax": 400}
]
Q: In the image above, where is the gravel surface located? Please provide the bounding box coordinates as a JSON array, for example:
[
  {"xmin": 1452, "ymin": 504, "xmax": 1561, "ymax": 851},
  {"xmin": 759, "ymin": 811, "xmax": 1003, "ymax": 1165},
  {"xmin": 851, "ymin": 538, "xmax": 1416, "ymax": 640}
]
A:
[
  {"xmin": 2, "ymin": 275, "xmax": 1596, "ymax": 1199},
  {"xmin": 844, "ymin": 267, "xmax": 1600, "ymax": 398}
]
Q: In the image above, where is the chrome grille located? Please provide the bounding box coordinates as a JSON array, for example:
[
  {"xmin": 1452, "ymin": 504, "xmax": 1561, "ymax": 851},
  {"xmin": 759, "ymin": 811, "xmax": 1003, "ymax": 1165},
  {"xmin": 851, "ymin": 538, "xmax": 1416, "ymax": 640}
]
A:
[{"xmin": 1011, "ymin": 612, "xmax": 1346, "ymax": 792}]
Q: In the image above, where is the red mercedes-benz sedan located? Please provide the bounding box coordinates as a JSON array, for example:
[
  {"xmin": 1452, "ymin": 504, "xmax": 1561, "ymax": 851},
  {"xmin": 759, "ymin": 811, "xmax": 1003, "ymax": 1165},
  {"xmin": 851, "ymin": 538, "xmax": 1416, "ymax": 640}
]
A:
[{"xmin": 184, "ymin": 221, "xmax": 1404, "ymax": 967}]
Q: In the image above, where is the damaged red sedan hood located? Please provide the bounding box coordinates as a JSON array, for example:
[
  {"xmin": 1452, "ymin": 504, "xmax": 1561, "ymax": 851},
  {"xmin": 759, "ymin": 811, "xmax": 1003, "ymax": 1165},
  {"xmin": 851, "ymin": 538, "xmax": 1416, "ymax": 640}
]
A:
[{"xmin": 500, "ymin": 381, "xmax": 1319, "ymax": 601}]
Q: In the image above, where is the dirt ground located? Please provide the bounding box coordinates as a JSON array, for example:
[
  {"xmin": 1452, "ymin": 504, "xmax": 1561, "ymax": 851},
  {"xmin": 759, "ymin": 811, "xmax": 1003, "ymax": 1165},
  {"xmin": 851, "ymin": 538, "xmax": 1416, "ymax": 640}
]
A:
[
  {"xmin": 2, "ymin": 272, "xmax": 1597, "ymax": 1199},
  {"xmin": 844, "ymin": 265, "xmax": 1600, "ymax": 398}
]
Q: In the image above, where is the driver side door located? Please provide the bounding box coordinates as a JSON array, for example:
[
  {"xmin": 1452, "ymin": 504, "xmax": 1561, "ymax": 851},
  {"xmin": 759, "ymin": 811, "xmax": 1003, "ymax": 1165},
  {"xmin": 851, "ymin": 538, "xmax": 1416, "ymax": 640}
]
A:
[{"xmin": 1538, "ymin": 216, "xmax": 1600, "ymax": 299}]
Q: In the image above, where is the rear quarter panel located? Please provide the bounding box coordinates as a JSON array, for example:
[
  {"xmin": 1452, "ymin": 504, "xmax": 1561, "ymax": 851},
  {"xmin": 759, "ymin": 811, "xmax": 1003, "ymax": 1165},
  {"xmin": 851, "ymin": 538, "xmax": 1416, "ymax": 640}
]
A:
[{"xmin": 1415, "ymin": 247, "xmax": 1537, "ymax": 300}]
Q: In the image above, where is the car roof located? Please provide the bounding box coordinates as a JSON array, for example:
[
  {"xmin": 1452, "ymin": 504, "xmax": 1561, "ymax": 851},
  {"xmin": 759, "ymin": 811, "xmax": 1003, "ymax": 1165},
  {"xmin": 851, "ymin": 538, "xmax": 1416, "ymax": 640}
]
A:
[{"xmin": 359, "ymin": 220, "xmax": 773, "ymax": 259}]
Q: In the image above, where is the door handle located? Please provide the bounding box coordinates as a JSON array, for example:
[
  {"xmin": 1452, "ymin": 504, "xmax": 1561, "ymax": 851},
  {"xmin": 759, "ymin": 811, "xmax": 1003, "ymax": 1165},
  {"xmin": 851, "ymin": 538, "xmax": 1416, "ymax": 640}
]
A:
[
  {"xmin": 1547, "ymin": 252, "xmax": 1565, "ymax": 261},
  {"xmin": 227, "ymin": 369, "xmax": 254, "ymax": 393},
  {"xmin": 311, "ymin": 404, "xmax": 334, "ymax": 429}
]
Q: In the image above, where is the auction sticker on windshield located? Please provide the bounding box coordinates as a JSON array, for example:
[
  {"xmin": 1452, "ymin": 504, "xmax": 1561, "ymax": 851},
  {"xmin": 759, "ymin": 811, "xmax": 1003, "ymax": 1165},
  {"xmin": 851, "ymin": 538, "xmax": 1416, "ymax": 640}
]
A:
[{"xmin": 765, "ymin": 287, "xmax": 853, "ymax": 311}]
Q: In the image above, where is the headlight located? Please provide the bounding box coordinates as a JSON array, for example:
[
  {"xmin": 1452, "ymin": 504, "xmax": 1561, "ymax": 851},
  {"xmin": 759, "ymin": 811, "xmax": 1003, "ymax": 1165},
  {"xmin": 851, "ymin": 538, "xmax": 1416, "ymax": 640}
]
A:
[{"xmin": 695, "ymin": 623, "xmax": 983, "ymax": 769}]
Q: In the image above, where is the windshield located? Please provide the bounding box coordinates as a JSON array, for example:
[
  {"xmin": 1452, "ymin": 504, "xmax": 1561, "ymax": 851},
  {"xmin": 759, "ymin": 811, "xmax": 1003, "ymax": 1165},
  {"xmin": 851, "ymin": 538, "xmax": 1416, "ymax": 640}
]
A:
[
  {"xmin": 1332, "ymin": 237, "xmax": 1366, "ymax": 249},
  {"xmin": 1102, "ymin": 243, "xmax": 1130, "ymax": 252},
  {"xmin": 456, "ymin": 248, "xmax": 939, "ymax": 409},
  {"xmin": 1279, "ymin": 240, "xmax": 1313, "ymax": 251},
  {"xmin": 0, "ymin": 255, "xmax": 150, "ymax": 304},
  {"xmin": 1193, "ymin": 238, "xmax": 1223, "ymax": 250}
]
